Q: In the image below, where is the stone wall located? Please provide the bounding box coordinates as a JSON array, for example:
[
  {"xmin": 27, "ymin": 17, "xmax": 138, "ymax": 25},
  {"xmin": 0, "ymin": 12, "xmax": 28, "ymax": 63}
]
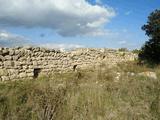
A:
[{"xmin": 0, "ymin": 47, "xmax": 137, "ymax": 81}]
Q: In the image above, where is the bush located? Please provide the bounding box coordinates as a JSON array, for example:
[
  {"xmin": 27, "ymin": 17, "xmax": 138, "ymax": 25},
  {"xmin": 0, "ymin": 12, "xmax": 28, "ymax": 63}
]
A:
[
  {"xmin": 118, "ymin": 48, "xmax": 129, "ymax": 52},
  {"xmin": 0, "ymin": 80, "xmax": 67, "ymax": 120},
  {"xmin": 139, "ymin": 9, "xmax": 160, "ymax": 64},
  {"xmin": 132, "ymin": 49, "xmax": 140, "ymax": 54}
]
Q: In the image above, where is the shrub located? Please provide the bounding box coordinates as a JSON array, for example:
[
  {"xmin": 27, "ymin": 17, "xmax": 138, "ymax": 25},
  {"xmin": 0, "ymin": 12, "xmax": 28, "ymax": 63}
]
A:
[
  {"xmin": 118, "ymin": 48, "xmax": 129, "ymax": 52},
  {"xmin": 132, "ymin": 49, "xmax": 140, "ymax": 54}
]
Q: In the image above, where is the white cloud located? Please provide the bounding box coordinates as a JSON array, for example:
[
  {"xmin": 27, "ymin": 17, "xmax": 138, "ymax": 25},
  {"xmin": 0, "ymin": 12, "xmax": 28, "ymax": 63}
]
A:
[
  {"xmin": 0, "ymin": 30, "xmax": 30, "ymax": 47},
  {"xmin": 0, "ymin": 30, "xmax": 84, "ymax": 49},
  {"xmin": 39, "ymin": 43, "xmax": 84, "ymax": 51},
  {"xmin": 0, "ymin": 0, "xmax": 115, "ymax": 37},
  {"xmin": 0, "ymin": 30, "xmax": 26, "ymax": 41}
]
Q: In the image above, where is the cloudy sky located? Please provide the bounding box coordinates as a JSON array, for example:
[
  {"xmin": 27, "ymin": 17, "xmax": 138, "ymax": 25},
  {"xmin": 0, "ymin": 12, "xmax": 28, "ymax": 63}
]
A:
[{"xmin": 0, "ymin": 0, "xmax": 159, "ymax": 50}]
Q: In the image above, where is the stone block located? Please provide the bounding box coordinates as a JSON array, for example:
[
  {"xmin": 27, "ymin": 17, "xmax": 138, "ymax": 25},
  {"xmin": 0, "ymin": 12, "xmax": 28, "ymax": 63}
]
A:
[
  {"xmin": 8, "ymin": 69, "xmax": 18, "ymax": 75},
  {"xmin": 0, "ymin": 69, "xmax": 8, "ymax": 76},
  {"xmin": 5, "ymin": 55, "xmax": 12, "ymax": 60},
  {"xmin": 138, "ymin": 72, "xmax": 157, "ymax": 79},
  {"xmin": 26, "ymin": 69, "xmax": 33, "ymax": 73},
  {"xmin": 4, "ymin": 61, "xmax": 14, "ymax": 67},
  {"xmin": 10, "ymin": 74, "xmax": 18, "ymax": 80},
  {"xmin": 9, "ymin": 50, "xmax": 15, "ymax": 55},
  {"xmin": 19, "ymin": 72, "xmax": 27, "ymax": 78},
  {"xmin": 22, "ymin": 65, "xmax": 28, "ymax": 69},
  {"xmin": 15, "ymin": 50, "xmax": 20, "ymax": 55},
  {"xmin": 12, "ymin": 56, "xmax": 19, "ymax": 61},
  {"xmin": 0, "ymin": 55, "xmax": 5, "ymax": 61},
  {"xmin": 33, "ymin": 61, "xmax": 38, "ymax": 66},
  {"xmin": 1, "ymin": 76, "xmax": 10, "ymax": 81},
  {"xmin": 2, "ymin": 49, "xmax": 9, "ymax": 56},
  {"xmin": 27, "ymin": 73, "xmax": 34, "ymax": 77}
]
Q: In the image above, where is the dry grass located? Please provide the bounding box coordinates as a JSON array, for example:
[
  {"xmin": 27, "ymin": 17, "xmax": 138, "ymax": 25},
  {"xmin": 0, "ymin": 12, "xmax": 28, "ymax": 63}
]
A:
[{"xmin": 0, "ymin": 61, "xmax": 160, "ymax": 120}]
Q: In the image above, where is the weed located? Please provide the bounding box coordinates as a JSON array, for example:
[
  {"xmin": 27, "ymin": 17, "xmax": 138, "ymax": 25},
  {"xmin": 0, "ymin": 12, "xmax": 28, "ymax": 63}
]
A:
[{"xmin": 0, "ymin": 61, "xmax": 159, "ymax": 120}]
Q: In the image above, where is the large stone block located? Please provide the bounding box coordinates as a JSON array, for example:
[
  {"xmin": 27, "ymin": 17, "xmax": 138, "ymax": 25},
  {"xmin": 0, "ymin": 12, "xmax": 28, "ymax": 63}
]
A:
[
  {"xmin": 2, "ymin": 49, "xmax": 9, "ymax": 56},
  {"xmin": 26, "ymin": 69, "xmax": 33, "ymax": 73},
  {"xmin": 1, "ymin": 76, "xmax": 10, "ymax": 81},
  {"xmin": 8, "ymin": 69, "xmax": 19, "ymax": 75},
  {"xmin": 9, "ymin": 50, "xmax": 15, "ymax": 55},
  {"xmin": 12, "ymin": 56, "xmax": 20, "ymax": 61},
  {"xmin": 4, "ymin": 61, "xmax": 14, "ymax": 67},
  {"xmin": 27, "ymin": 73, "xmax": 34, "ymax": 77},
  {"xmin": 10, "ymin": 74, "xmax": 18, "ymax": 80},
  {"xmin": 0, "ymin": 69, "xmax": 8, "ymax": 76},
  {"xmin": 33, "ymin": 61, "xmax": 38, "ymax": 66},
  {"xmin": 5, "ymin": 55, "xmax": 12, "ymax": 60},
  {"xmin": 22, "ymin": 65, "xmax": 28, "ymax": 69},
  {"xmin": 15, "ymin": 50, "xmax": 20, "ymax": 55},
  {"xmin": 0, "ymin": 55, "xmax": 5, "ymax": 61},
  {"xmin": 19, "ymin": 72, "xmax": 27, "ymax": 78}
]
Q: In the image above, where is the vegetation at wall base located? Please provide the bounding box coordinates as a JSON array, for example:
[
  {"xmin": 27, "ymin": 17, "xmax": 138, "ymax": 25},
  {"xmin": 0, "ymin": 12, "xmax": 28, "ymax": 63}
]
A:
[{"xmin": 0, "ymin": 62, "xmax": 160, "ymax": 120}]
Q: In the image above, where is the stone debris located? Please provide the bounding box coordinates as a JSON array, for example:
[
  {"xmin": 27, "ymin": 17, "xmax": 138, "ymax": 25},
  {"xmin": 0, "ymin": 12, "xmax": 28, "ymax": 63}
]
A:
[
  {"xmin": 138, "ymin": 71, "xmax": 157, "ymax": 79},
  {"xmin": 0, "ymin": 47, "xmax": 137, "ymax": 81}
]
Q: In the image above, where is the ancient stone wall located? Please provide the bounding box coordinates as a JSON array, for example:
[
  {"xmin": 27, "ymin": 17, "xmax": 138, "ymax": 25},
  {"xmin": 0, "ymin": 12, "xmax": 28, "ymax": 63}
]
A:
[{"xmin": 0, "ymin": 47, "xmax": 137, "ymax": 81}]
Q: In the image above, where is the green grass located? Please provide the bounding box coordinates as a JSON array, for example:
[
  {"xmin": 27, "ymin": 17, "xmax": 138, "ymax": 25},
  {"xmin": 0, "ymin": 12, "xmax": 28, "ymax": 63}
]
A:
[{"xmin": 0, "ymin": 62, "xmax": 160, "ymax": 120}]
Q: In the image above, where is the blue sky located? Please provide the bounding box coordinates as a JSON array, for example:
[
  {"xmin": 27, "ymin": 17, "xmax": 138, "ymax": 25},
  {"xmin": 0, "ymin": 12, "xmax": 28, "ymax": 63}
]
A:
[{"xmin": 0, "ymin": 0, "xmax": 159, "ymax": 50}]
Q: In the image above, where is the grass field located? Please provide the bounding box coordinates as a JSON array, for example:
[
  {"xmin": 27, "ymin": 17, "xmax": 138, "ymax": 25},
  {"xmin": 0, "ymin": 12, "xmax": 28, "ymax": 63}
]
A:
[{"xmin": 0, "ymin": 61, "xmax": 160, "ymax": 120}]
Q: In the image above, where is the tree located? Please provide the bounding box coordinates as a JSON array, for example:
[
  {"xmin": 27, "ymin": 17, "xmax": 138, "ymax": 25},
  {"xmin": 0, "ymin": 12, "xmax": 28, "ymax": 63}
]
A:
[{"xmin": 139, "ymin": 9, "xmax": 160, "ymax": 64}]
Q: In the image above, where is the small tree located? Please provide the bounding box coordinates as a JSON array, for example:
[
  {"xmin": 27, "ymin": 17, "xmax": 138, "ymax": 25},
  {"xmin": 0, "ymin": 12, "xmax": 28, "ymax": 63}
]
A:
[{"xmin": 139, "ymin": 9, "xmax": 160, "ymax": 64}]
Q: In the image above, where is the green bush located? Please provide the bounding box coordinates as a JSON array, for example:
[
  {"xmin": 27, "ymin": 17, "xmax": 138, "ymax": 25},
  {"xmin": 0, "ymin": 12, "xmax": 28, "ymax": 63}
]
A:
[
  {"xmin": 132, "ymin": 49, "xmax": 140, "ymax": 54},
  {"xmin": 118, "ymin": 48, "xmax": 129, "ymax": 52}
]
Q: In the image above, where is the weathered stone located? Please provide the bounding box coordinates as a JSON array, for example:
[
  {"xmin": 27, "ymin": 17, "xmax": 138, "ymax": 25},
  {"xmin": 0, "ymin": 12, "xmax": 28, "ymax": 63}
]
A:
[
  {"xmin": 19, "ymin": 72, "xmax": 27, "ymax": 78},
  {"xmin": 0, "ymin": 69, "xmax": 8, "ymax": 76},
  {"xmin": 2, "ymin": 49, "xmax": 9, "ymax": 56},
  {"xmin": 10, "ymin": 75, "xmax": 18, "ymax": 80},
  {"xmin": 8, "ymin": 69, "xmax": 18, "ymax": 75},
  {"xmin": 27, "ymin": 73, "xmax": 34, "ymax": 77},
  {"xmin": 0, "ymin": 47, "xmax": 137, "ymax": 81},
  {"xmin": 0, "ymin": 55, "xmax": 5, "ymax": 61},
  {"xmin": 5, "ymin": 55, "xmax": 12, "ymax": 60},
  {"xmin": 15, "ymin": 50, "xmax": 20, "ymax": 55},
  {"xmin": 138, "ymin": 72, "xmax": 157, "ymax": 79},
  {"xmin": 14, "ymin": 61, "xmax": 21, "ymax": 66},
  {"xmin": 1, "ymin": 76, "xmax": 9, "ymax": 81},
  {"xmin": 0, "ymin": 47, "xmax": 3, "ymax": 51},
  {"xmin": 13, "ymin": 56, "xmax": 19, "ymax": 61},
  {"xmin": 0, "ymin": 50, "xmax": 2, "ymax": 55},
  {"xmin": 4, "ymin": 61, "xmax": 14, "ymax": 67},
  {"xmin": 23, "ymin": 46, "xmax": 33, "ymax": 50},
  {"xmin": 9, "ymin": 50, "xmax": 15, "ymax": 55},
  {"xmin": 26, "ymin": 69, "xmax": 33, "ymax": 73},
  {"xmin": 33, "ymin": 47, "xmax": 40, "ymax": 52},
  {"xmin": 19, "ymin": 49, "xmax": 26, "ymax": 57},
  {"xmin": 22, "ymin": 65, "xmax": 28, "ymax": 69},
  {"xmin": 33, "ymin": 61, "xmax": 38, "ymax": 66}
]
